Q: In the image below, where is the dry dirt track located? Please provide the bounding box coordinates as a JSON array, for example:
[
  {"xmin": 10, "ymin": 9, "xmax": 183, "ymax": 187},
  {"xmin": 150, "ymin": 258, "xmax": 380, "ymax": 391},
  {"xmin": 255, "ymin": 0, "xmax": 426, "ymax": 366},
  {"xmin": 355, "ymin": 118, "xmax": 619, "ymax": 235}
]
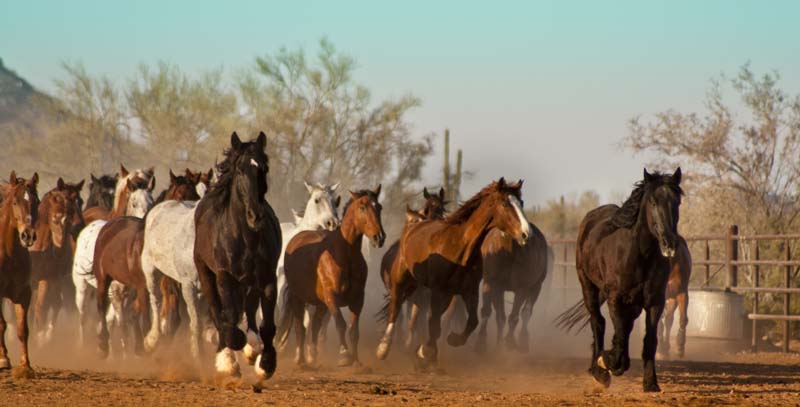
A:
[{"xmin": 3, "ymin": 351, "xmax": 800, "ymax": 406}]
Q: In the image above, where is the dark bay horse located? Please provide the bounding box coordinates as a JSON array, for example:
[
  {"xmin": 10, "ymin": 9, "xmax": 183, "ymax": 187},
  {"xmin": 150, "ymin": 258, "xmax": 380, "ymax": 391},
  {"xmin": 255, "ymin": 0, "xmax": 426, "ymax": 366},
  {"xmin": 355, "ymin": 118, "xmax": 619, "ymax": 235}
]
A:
[
  {"xmin": 194, "ymin": 132, "xmax": 281, "ymax": 379},
  {"xmin": 475, "ymin": 221, "xmax": 550, "ymax": 353},
  {"xmin": 556, "ymin": 168, "xmax": 682, "ymax": 392},
  {"xmin": 30, "ymin": 178, "xmax": 84, "ymax": 344},
  {"xmin": 658, "ymin": 236, "xmax": 691, "ymax": 359},
  {"xmin": 0, "ymin": 172, "xmax": 39, "ymax": 375},
  {"xmin": 376, "ymin": 178, "xmax": 530, "ymax": 369},
  {"xmin": 379, "ymin": 187, "xmax": 447, "ymax": 349},
  {"xmin": 281, "ymin": 186, "xmax": 386, "ymax": 368},
  {"xmin": 85, "ymin": 174, "xmax": 117, "ymax": 212}
]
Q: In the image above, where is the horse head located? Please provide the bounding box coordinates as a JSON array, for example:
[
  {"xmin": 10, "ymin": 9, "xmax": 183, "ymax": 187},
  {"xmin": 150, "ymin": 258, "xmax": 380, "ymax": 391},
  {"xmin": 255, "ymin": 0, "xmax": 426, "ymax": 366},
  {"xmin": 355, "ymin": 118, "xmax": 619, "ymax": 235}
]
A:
[
  {"xmin": 345, "ymin": 185, "xmax": 386, "ymax": 248},
  {"xmin": 5, "ymin": 171, "xmax": 39, "ymax": 248},
  {"xmin": 642, "ymin": 168, "xmax": 683, "ymax": 258},
  {"xmin": 302, "ymin": 181, "xmax": 340, "ymax": 231}
]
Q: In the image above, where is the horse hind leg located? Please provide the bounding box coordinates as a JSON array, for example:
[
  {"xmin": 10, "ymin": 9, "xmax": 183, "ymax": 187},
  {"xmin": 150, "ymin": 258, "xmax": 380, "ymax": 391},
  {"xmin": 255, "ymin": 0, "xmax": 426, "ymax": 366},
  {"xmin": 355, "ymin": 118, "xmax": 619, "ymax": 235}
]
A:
[
  {"xmin": 658, "ymin": 298, "xmax": 678, "ymax": 359},
  {"xmin": 475, "ymin": 282, "xmax": 492, "ymax": 354},
  {"xmin": 416, "ymin": 290, "xmax": 451, "ymax": 371},
  {"xmin": 254, "ymin": 282, "xmax": 278, "ymax": 380},
  {"xmin": 676, "ymin": 292, "xmax": 689, "ymax": 358},
  {"xmin": 345, "ymin": 294, "xmax": 364, "ymax": 368},
  {"xmin": 405, "ymin": 302, "xmax": 420, "ymax": 350},
  {"xmin": 504, "ymin": 291, "xmax": 525, "ymax": 351},
  {"xmin": 307, "ymin": 306, "xmax": 328, "ymax": 366},
  {"xmin": 446, "ymin": 284, "xmax": 480, "ymax": 348},
  {"xmin": 95, "ymin": 274, "xmax": 113, "ymax": 359},
  {"xmin": 581, "ymin": 280, "xmax": 609, "ymax": 387},
  {"xmin": 518, "ymin": 282, "xmax": 543, "ymax": 354},
  {"xmin": 33, "ymin": 280, "xmax": 49, "ymax": 345},
  {"xmin": 0, "ymin": 300, "xmax": 9, "ymax": 369}
]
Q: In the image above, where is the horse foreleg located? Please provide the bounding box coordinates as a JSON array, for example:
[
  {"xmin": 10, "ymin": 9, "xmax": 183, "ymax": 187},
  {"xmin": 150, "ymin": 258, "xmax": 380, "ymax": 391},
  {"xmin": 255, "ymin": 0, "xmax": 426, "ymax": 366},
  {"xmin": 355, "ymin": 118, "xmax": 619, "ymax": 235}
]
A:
[
  {"xmin": 676, "ymin": 292, "xmax": 689, "ymax": 358},
  {"xmin": 346, "ymin": 294, "xmax": 364, "ymax": 367},
  {"xmin": 602, "ymin": 303, "xmax": 636, "ymax": 377},
  {"xmin": 642, "ymin": 304, "xmax": 664, "ymax": 392},
  {"xmin": 376, "ymin": 279, "xmax": 409, "ymax": 361},
  {"xmin": 447, "ymin": 287, "xmax": 479, "ymax": 347},
  {"xmin": 33, "ymin": 280, "xmax": 48, "ymax": 344},
  {"xmin": 255, "ymin": 282, "xmax": 277, "ymax": 380},
  {"xmin": 504, "ymin": 291, "xmax": 526, "ymax": 351},
  {"xmin": 405, "ymin": 302, "xmax": 420, "ymax": 349},
  {"xmin": 659, "ymin": 298, "xmax": 677, "ymax": 359},
  {"xmin": 14, "ymin": 287, "xmax": 33, "ymax": 375},
  {"xmin": 289, "ymin": 294, "xmax": 306, "ymax": 368},
  {"xmin": 47, "ymin": 281, "xmax": 62, "ymax": 344},
  {"xmin": 242, "ymin": 290, "xmax": 262, "ymax": 366},
  {"xmin": 307, "ymin": 305, "xmax": 328, "ymax": 366},
  {"xmin": 475, "ymin": 281, "xmax": 492, "ymax": 353},
  {"xmin": 141, "ymin": 269, "xmax": 162, "ymax": 353},
  {"xmin": 181, "ymin": 284, "xmax": 202, "ymax": 364},
  {"xmin": 581, "ymin": 279, "xmax": 609, "ymax": 387},
  {"xmin": 0, "ymin": 301, "xmax": 8, "ymax": 369},
  {"xmin": 518, "ymin": 282, "xmax": 542, "ymax": 354}
]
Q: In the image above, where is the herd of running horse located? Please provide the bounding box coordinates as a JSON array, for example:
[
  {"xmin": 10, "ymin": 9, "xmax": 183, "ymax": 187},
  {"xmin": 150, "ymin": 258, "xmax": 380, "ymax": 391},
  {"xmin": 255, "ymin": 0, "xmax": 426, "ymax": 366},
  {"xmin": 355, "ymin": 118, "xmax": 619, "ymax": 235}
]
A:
[{"xmin": 0, "ymin": 131, "xmax": 691, "ymax": 392}]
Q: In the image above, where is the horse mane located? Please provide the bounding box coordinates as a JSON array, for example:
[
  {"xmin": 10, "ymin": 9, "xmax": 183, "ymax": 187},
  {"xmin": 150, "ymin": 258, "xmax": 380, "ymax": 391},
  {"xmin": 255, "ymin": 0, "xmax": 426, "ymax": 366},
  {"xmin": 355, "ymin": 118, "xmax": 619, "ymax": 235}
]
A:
[
  {"xmin": 203, "ymin": 144, "xmax": 244, "ymax": 208},
  {"xmin": 608, "ymin": 171, "xmax": 683, "ymax": 230},
  {"xmin": 342, "ymin": 189, "xmax": 379, "ymax": 216},
  {"xmin": 444, "ymin": 180, "xmax": 521, "ymax": 225}
]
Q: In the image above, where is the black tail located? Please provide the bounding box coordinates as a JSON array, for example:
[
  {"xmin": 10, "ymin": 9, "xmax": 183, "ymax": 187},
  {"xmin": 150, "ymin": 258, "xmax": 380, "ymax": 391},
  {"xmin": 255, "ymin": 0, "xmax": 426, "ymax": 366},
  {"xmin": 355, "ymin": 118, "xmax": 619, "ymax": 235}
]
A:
[
  {"xmin": 554, "ymin": 295, "xmax": 605, "ymax": 334},
  {"xmin": 375, "ymin": 293, "xmax": 391, "ymax": 323}
]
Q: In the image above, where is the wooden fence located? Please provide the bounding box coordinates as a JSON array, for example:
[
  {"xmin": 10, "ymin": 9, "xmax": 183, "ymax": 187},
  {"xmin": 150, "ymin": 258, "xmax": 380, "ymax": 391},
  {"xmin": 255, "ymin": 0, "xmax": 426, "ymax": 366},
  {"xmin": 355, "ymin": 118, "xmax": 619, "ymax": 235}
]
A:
[{"xmin": 550, "ymin": 225, "xmax": 800, "ymax": 353}]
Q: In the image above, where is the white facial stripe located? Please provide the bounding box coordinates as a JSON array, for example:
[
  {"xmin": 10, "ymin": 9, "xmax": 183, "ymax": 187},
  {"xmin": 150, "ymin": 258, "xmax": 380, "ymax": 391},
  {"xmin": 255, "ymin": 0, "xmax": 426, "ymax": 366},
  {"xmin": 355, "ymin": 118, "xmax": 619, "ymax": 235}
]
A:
[
  {"xmin": 250, "ymin": 158, "xmax": 259, "ymax": 168},
  {"xmin": 24, "ymin": 192, "xmax": 30, "ymax": 202},
  {"xmin": 510, "ymin": 196, "xmax": 530, "ymax": 236}
]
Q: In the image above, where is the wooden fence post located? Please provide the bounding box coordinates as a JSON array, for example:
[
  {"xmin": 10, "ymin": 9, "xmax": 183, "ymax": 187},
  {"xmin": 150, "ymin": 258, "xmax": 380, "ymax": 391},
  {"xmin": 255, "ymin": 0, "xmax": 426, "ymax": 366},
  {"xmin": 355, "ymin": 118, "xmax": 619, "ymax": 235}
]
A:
[
  {"xmin": 784, "ymin": 240, "xmax": 791, "ymax": 353},
  {"xmin": 752, "ymin": 243, "xmax": 760, "ymax": 352},
  {"xmin": 726, "ymin": 225, "xmax": 739, "ymax": 289}
]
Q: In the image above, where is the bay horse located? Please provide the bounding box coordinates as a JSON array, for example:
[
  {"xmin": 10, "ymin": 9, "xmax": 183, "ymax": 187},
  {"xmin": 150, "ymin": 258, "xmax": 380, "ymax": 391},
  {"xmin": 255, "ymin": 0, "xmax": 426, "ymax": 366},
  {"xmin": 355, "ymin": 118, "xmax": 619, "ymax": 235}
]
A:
[
  {"xmin": 556, "ymin": 168, "xmax": 682, "ymax": 392},
  {"xmin": 193, "ymin": 132, "xmax": 281, "ymax": 379},
  {"xmin": 72, "ymin": 167, "xmax": 155, "ymax": 347},
  {"xmin": 658, "ymin": 236, "xmax": 691, "ymax": 359},
  {"xmin": 93, "ymin": 169, "xmax": 198, "ymax": 358},
  {"xmin": 29, "ymin": 178, "xmax": 84, "ymax": 345},
  {"xmin": 0, "ymin": 172, "xmax": 39, "ymax": 375},
  {"xmin": 281, "ymin": 186, "xmax": 385, "ymax": 368},
  {"xmin": 376, "ymin": 178, "xmax": 530, "ymax": 369},
  {"xmin": 475, "ymin": 221, "xmax": 550, "ymax": 353},
  {"xmin": 379, "ymin": 187, "xmax": 447, "ymax": 349}
]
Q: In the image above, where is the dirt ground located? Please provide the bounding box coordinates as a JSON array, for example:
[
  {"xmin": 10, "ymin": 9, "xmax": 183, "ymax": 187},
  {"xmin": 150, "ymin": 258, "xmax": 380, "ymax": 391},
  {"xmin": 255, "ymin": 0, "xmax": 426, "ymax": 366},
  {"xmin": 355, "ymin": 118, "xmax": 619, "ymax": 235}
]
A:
[{"xmin": 3, "ymin": 338, "xmax": 800, "ymax": 407}]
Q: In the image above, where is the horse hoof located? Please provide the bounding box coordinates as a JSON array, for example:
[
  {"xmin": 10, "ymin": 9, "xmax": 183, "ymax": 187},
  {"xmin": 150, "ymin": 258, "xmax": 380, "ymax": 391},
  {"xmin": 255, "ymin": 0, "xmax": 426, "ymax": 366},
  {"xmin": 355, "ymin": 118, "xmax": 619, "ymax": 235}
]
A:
[
  {"xmin": 11, "ymin": 365, "xmax": 35, "ymax": 380},
  {"xmin": 243, "ymin": 330, "xmax": 262, "ymax": 366},
  {"xmin": 597, "ymin": 355, "xmax": 608, "ymax": 370},
  {"xmin": 215, "ymin": 348, "xmax": 240, "ymax": 377},
  {"xmin": 143, "ymin": 334, "xmax": 159, "ymax": 353},
  {"xmin": 446, "ymin": 333, "xmax": 465, "ymax": 347},
  {"xmin": 254, "ymin": 354, "xmax": 275, "ymax": 380},
  {"xmin": 0, "ymin": 358, "xmax": 10, "ymax": 370},
  {"xmin": 337, "ymin": 351, "xmax": 354, "ymax": 367},
  {"xmin": 376, "ymin": 341, "xmax": 390, "ymax": 360},
  {"xmin": 643, "ymin": 382, "xmax": 661, "ymax": 393},
  {"xmin": 591, "ymin": 366, "xmax": 611, "ymax": 388}
]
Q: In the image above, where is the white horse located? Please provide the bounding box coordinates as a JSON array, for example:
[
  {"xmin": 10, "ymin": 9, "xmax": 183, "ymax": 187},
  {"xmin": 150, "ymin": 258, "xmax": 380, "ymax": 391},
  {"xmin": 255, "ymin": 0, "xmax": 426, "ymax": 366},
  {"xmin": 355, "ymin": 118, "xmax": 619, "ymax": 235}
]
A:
[
  {"xmin": 140, "ymin": 199, "xmax": 209, "ymax": 361},
  {"xmin": 72, "ymin": 168, "xmax": 155, "ymax": 349}
]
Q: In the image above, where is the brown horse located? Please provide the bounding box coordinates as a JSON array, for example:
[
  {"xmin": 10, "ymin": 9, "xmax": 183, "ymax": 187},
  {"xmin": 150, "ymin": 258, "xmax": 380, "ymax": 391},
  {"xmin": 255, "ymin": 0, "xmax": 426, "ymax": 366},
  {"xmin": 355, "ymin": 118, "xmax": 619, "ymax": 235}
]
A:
[
  {"xmin": 83, "ymin": 165, "xmax": 153, "ymax": 224},
  {"xmin": 281, "ymin": 186, "xmax": 386, "ymax": 367},
  {"xmin": 29, "ymin": 178, "xmax": 84, "ymax": 344},
  {"xmin": 0, "ymin": 171, "xmax": 39, "ymax": 375},
  {"xmin": 376, "ymin": 178, "xmax": 530, "ymax": 369},
  {"xmin": 658, "ymin": 236, "xmax": 691, "ymax": 359},
  {"xmin": 475, "ymin": 221, "xmax": 550, "ymax": 354},
  {"xmin": 93, "ymin": 170, "xmax": 200, "ymax": 357},
  {"xmin": 379, "ymin": 188, "xmax": 447, "ymax": 348}
]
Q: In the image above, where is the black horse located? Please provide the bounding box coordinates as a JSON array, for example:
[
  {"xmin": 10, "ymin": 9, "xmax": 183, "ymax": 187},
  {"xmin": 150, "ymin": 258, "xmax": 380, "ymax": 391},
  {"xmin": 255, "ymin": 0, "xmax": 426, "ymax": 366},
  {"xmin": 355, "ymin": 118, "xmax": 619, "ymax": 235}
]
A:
[
  {"xmin": 85, "ymin": 174, "xmax": 117, "ymax": 211},
  {"xmin": 556, "ymin": 168, "xmax": 682, "ymax": 392},
  {"xmin": 194, "ymin": 132, "xmax": 281, "ymax": 380}
]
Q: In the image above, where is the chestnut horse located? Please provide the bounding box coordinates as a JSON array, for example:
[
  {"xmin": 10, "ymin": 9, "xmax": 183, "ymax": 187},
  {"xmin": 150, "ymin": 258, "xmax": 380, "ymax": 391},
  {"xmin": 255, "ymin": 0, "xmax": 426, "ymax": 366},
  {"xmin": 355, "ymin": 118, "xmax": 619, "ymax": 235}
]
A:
[
  {"xmin": 475, "ymin": 221, "xmax": 550, "ymax": 353},
  {"xmin": 0, "ymin": 172, "xmax": 39, "ymax": 375},
  {"xmin": 379, "ymin": 187, "xmax": 447, "ymax": 348},
  {"xmin": 556, "ymin": 168, "xmax": 682, "ymax": 392},
  {"xmin": 93, "ymin": 170, "xmax": 198, "ymax": 357},
  {"xmin": 376, "ymin": 178, "xmax": 530, "ymax": 369},
  {"xmin": 281, "ymin": 186, "xmax": 385, "ymax": 367},
  {"xmin": 30, "ymin": 178, "xmax": 84, "ymax": 344},
  {"xmin": 658, "ymin": 236, "xmax": 691, "ymax": 359},
  {"xmin": 193, "ymin": 132, "xmax": 281, "ymax": 379}
]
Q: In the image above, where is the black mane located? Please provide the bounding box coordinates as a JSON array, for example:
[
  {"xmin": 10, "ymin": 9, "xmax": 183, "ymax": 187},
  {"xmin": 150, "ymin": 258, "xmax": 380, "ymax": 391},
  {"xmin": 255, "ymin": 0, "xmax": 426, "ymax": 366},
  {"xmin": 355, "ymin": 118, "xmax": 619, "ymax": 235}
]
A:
[
  {"xmin": 203, "ymin": 140, "xmax": 266, "ymax": 210},
  {"xmin": 342, "ymin": 189, "xmax": 379, "ymax": 216},
  {"xmin": 609, "ymin": 171, "xmax": 683, "ymax": 230}
]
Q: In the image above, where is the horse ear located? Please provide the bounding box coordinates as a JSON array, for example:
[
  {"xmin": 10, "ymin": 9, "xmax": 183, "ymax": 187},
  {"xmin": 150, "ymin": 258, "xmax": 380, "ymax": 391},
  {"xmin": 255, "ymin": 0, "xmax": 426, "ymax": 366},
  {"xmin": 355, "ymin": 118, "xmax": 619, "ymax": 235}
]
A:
[
  {"xmin": 147, "ymin": 176, "xmax": 156, "ymax": 192},
  {"xmin": 349, "ymin": 190, "xmax": 358, "ymax": 200},
  {"xmin": 231, "ymin": 132, "xmax": 242, "ymax": 149},
  {"xmin": 91, "ymin": 173, "xmax": 99, "ymax": 184},
  {"xmin": 330, "ymin": 182, "xmax": 340, "ymax": 192},
  {"xmin": 515, "ymin": 179, "xmax": 524, "ymax": 189},
  {"xmin": 120, "ymin": 164, "xmax": 129, "ymax": 178},
  {"xmin": 373, "ymin": 184, "xmax": 381, "ymax": 197},
  {"xmin": 169, "ymin": 169, "xmax": 177, "ymax": 184},
  {"xmin": 304, "ymin": 181, "xmax": 314, "ymax": 194},
  {"xmin": 498, "ymin": 177, "xmax": 507, "ymax": 188},
  {"xmin": 31, "ymin": 172, "xmax": 39, "ymax": 186},
  {"xmin": 439, "ymin": 187, "xmax": 445, "ymax": 200},
  {"xmin": 672, "ymin": 167, "xmax": 682, "ymax": 185},
  {"xmin": 423, "ymin": 187, "xmax": 431, "ymax": 199},
  {"xmin": 256, "ymin": 131, "xmax": 267, "ymax": 150},
  {"xmin": 405, "ymin": 205, "xmax": 419, "ymax": 223},
  {"xmin": 9, "ymin": 171, "xmax": 17, "ymax": 185},
  {"xmin": 57, "ymin": 177, "xmax": 66, "ymax": 190},
  {"xmin": 643, "ymin": 168, "xmax": 654, "ymax": 182},
  {"xmin": 76, "ymin": 179, "xmax": 85, "ymax": 191},
  {"xmin": 206, "ymin": 168, "xmax": 214, "ymax": 180},
  {"xmin": 147, "ymin": 166, "xmax": 155, "ymax": 176}
]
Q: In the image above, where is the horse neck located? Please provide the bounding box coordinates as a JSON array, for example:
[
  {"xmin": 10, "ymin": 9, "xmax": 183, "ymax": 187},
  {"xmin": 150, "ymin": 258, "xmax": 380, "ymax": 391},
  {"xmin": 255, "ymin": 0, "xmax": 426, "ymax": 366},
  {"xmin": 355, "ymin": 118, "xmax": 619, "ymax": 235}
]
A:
[
  {"xmin": 31, "ymin": 200, "xmax": 53, "ymax": 252},
  {"xmin": 339, "ymin": 208, "xmax": 363, "ymax": 249},
  {"xmin": 110, "ymin": 188, "xmax": 129, "ymax": 219},
  {"xmin": 0, "ymin": 199, "xmax": 16, "ymax": 257},
  {"xmin": 451, "ymin": 201, "xmax": 496, "ymax": 265}
]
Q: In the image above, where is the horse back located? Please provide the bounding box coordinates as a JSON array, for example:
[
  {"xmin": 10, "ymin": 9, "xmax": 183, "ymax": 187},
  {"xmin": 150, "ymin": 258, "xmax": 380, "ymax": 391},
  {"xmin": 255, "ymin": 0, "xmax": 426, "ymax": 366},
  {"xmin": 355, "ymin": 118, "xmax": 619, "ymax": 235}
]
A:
[
  {"xmin": 94, "ymin": 216, "xmax": 146, "ymax": 288},
  {"xmin": 399, "ymin": 220, "xmax": 477, "ymax": 290},
  {"xmin": 83, "ymin": 206, "xmax": 110, "ymax": 224}
]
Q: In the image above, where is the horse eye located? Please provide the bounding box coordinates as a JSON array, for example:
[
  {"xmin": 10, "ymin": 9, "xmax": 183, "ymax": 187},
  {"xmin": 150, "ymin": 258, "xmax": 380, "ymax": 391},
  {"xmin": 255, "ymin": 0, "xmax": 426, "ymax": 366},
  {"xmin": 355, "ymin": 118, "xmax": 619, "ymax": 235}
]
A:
[{"xmin": 315, "ymin": 199, "xmax": 320, "ymax": 204}]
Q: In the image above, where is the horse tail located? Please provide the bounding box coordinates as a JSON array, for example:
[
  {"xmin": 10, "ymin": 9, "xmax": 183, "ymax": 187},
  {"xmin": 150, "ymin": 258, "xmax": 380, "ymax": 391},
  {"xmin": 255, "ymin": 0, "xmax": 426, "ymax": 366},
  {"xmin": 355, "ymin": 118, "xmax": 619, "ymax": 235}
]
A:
[
  {"xmin": 375, "ymin": 293, "xmax": 391, "ymax": 324},
  {"xmin": 275, "ymin": 285, "xmax": 293, "ymax": 349},
  {"xmin": 554, "ymin": 293, "xmax": 605, "ymax": 334}
]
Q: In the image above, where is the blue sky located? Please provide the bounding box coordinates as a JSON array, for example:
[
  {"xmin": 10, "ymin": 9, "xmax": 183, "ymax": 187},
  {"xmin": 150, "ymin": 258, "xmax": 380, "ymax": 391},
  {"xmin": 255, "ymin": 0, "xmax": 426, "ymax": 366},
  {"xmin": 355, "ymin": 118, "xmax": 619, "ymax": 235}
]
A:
[{"xmin": 3, "ymin": 1, "xmax": 799, "ymax": 205}]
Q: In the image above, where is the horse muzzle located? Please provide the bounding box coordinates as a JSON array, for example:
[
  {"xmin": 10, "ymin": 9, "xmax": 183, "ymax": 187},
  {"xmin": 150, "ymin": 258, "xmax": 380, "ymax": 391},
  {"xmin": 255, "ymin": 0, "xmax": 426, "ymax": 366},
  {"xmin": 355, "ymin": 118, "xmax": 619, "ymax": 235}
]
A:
[
  {"xmin": 371, "ymin": 231, "xmax": 386, "ymax": 249},
  {"xmin": 19, "ymin": 228, "xmax": 36, "ymax": 247},
  {"xmin": 324, "ymin": 218, "xmax": 339, "ymax": 231},
  {"xmin": 517, "ymin": 231, "xmax": 529, "ymax": 246}
]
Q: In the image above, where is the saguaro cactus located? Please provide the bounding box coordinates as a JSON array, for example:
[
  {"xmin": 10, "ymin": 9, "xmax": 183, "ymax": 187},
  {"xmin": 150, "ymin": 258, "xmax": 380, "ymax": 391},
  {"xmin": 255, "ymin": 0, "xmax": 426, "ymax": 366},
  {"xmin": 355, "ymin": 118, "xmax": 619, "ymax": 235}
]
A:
[{"xmin": 441, "ymin": 128, "xmax": 463, "ymax": 205}]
